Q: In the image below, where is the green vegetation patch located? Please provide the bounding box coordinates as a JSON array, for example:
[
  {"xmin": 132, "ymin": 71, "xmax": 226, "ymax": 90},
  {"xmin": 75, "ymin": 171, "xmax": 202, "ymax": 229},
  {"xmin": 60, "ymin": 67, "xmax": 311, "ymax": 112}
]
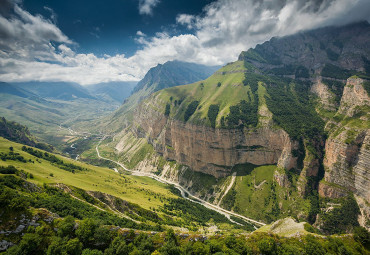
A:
[
  {"xmin": 320, "ymin": 195, "xmax": 360, "ymax": 235},
  {"xmin": 22, "ymin": 146, "xmax": 86, "ymax": 173},
  {"xmin": 161, "ymin": 198, "xmax": 229, "ymax": 226},
  {"xmin": 225, "ymin": 100, "xmax": 258, "ymax": 128},
  {"xmin": 223, "ymin": 164, "xmax": 309, "ymax": 223},
  {"xmin": 321, "ymin": 64, "xmax": 356, "ymax": 80},
  {"xmin": 207, "ymin": 104, "xmax": 219, "ymax": 128},
  {"xmin": 184, "ymin": 101, "xmax": 199, "ymax": 122},
  {"xmin": 363, "ymin": 80, "xmax": 370, "ymax": 96}
]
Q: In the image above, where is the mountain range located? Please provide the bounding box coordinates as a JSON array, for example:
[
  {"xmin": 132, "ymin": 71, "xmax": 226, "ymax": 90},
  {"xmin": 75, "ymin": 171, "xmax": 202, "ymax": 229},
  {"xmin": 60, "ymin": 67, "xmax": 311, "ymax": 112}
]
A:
[
  {"xmin": 0, "ymin": 21, "xmax": 369, "ymax": 254},
  {"xmin": 97, "ymin": 21, "xmax": 370, "ymax": 232}
]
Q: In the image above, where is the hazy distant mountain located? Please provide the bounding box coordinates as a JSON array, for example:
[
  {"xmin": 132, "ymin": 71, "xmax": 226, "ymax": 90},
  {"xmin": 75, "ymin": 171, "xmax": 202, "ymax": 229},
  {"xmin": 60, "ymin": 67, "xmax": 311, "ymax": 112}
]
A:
[
  {"xmin": 12, "ymin": 82, "xmax": 95, "ymax": 100},
  {"xmin": 0, "ymin": 82, "xmax": 36, "ymax": 98},
  {"xmin": 86, "ymin": 81, "xmax": 137, "ymax": 103},
  {"xmin": 133, "ymin": 60, "xmax": 220, "ymax": 94}
]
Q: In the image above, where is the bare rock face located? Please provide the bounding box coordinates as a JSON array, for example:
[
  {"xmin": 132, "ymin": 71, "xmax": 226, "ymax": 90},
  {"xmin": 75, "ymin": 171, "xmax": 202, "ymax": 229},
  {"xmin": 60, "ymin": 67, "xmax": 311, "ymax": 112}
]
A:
[
  {"xmin": 338, "ymin": 77, "xmax": 369, "ymax": 116},
  {"xmin": 132, "ymin": 99, "xmax": 298, "ymax": 178},
  {"xmin": 319, "ymin": 77, "xmax": 370, "ymax": 229},
  {"xmin": 311, "ymin": 78, "xmax": 337, "ymax": 111},
  {"xmin": 274, "ymin": 169, "xmax": 290, "ymax": 188}
]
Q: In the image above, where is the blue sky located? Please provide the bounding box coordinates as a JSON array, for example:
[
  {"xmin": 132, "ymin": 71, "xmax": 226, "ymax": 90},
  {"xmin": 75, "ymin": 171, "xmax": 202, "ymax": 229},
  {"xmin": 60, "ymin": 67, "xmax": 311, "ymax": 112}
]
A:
[
  {"xmin": 22, "ymin": 0, "xmax": 215, "ymax": 57},
  {"xmin": 0, "ymin": 0, "xmax": 369, "ymax": 85}
]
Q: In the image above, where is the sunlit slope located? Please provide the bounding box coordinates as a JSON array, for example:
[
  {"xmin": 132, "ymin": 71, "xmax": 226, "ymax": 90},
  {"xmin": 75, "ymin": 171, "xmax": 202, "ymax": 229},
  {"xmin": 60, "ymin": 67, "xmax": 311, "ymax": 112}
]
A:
[
  {"xmin": 0, "ymin": 137, "xmax": 176, "ymax": 210},
  {"xmin": 150, "ymin": 61, "xmax": 259, "ymax": 126}
]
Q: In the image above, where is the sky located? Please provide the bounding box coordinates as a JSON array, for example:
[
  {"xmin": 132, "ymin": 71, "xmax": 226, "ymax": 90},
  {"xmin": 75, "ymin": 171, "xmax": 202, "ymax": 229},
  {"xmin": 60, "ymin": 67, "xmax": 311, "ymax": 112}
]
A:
[{"xmin": 0, "ymin": 0, "xmax": 370, "ymax": 86}]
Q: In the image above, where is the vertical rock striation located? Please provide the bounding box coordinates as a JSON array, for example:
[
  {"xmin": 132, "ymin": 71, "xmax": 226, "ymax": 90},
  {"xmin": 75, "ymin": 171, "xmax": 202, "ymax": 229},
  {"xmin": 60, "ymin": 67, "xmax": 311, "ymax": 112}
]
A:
[
  {"xmin": 319, "ymin": 77, "xmax": 370, "ymax": 229},
  {"xmin": 132, "ymin": 99, "xmax": 298, "ymax": 178}
]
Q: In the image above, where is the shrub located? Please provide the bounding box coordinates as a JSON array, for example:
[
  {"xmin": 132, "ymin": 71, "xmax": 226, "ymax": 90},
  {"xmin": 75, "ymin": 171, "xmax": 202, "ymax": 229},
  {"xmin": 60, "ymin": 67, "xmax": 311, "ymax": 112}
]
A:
[
  {"xmin": 353, "ymin": 226, "xmax": 370, "ymax": 249},
  {"xmin": 184, "ymin": 101, "xmax": 199, "ymax": 121},
  {"xmin": 164, "ymin": 103, "xmax": 171, "ymax": 116},
  {"xmin": 207, "ymin": 104, "xmax": 220, "ymax": 128}
]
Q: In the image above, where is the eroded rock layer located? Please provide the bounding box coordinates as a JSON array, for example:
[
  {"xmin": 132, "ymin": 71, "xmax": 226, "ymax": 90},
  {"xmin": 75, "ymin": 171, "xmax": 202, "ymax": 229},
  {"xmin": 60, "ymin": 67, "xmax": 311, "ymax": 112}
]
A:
[{"xmin": 132, "ymin": 100, "xmax": 297, "ymax": 178}]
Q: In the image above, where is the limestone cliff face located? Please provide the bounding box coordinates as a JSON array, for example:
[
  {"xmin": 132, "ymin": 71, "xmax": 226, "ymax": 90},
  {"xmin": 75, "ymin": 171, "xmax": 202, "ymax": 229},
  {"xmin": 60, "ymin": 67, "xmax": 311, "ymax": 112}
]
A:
[
  {"xmin": 132, "ymin": 99, "xmax": 298, "ymax": 178},
  {"xmin": 319, "ymin": 77, "xmax": 370, "ymax": 229},
  {"xmin": 311, "ymin": 78, "xmax": 337, "ymax": 111},
  {"xmin": 338, "ymin": 77, "xmax": 369, "ymax": 116}
]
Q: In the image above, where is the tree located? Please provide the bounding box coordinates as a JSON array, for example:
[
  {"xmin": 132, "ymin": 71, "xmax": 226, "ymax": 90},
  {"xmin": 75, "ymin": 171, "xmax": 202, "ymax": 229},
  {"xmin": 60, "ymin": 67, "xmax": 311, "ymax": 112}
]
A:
[
  {"xmin": 208, "ymin": 104, "xmax": 220, "ymax": 128},
  {"xmin": 304, "ymin": 235, "xmax": 325, "ymax": 255},
  {"xmin": 76, "ymin": 218, "xmax": 97, "ymax": 246},
  {"xmin": 165, "ymin": 103, "xmax": 171, "ymax": 116},
  {"xmin": 64, "ymin": 238, "xmax": 83, "ymax": 255},
  {"xmin": 81, "ymin": 249, "xmax": 103, "ymax": 255},
  {"xmin": 354, "ymin": 226, "xmax": 370, "ymax": 249},
  {"xmin": 7, "ymin": 233, "xmax": 43, "ymax": 255},
  {"xmin": 257, "ymin": 236, "xmax": 277, "ymax": 255},
  {"xmin": 46, "ymin": 237, "xmax": 64, "ymax": 255},
  {"xmin": 184, "ymin": 101, "xmax": 199, "ymax": 122},
  {"xmin": 58, "ymin": 215, "xmax": 76, "ymax": 238},
  {"xmin": 93, "ymin": 226, "xmax": 111, "ymax": 249}
]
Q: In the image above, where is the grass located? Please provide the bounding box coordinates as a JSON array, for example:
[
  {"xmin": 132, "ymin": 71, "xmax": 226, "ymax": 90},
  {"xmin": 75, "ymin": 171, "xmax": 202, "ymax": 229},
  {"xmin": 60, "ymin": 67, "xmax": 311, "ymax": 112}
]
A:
[
  {"xmin": 223, "ymin": 164, "xmax": 309, "ymax": 223},
  {"xmin": 0, "ymin": 137, "xmax": 177, "ymax": 211},
  {"xmin": 151, "ymin": 61, "xmax": 251, "ymax": 127}
]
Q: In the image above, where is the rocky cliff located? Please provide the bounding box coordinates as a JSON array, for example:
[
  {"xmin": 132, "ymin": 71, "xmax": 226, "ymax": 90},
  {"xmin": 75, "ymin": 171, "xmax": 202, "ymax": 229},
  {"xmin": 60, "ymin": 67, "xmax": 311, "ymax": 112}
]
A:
[
  {"xmin": 239, "ymin": 22, "xmax": 370, "ymax": 75},
  {"xmin": 132, "ymin": 93, "xmax": 298, "ymax": 178},
  {"xmin": 319, "ymin": 77, "xmax": 370, "ymax": 229},
  {"xmin": 103, "ymin": 22, "xmax": 370, "ymax": 228}
]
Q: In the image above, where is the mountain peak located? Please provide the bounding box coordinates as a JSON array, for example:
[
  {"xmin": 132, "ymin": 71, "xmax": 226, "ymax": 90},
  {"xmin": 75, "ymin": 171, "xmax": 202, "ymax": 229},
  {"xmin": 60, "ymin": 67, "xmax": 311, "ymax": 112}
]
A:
[{"xmin": 239, "ymin": 21, "xmax": 370, "ymax": 74}]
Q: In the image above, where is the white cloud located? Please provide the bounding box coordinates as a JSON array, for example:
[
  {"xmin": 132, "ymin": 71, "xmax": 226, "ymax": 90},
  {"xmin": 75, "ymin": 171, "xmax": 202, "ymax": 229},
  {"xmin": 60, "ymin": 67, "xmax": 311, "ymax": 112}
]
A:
[
  {"xmin": 176, "ymin": 14, "xmax": 195, "ymax": 29},
  {"xmin": 136, "ymin": 30, "xmax": 146, "ymax": 37},
  {"xmin": 0, "ymin": 0, "xmax": 369, "ymax": 85},
  {"xmin": 43, "ymin": 6, "xmax": 57, "ymax": 23},
  {"xmin": 138, "ymin": 0, "xmax": 160, "ymax": 15}
]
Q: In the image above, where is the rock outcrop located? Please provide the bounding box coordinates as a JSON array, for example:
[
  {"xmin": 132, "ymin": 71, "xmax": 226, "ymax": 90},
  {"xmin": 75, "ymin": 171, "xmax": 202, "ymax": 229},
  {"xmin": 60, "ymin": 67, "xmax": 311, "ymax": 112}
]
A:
[
  {"xmin": 311, "ymin": 78, "xmax": 337, "ymax": 111},
  {"xmin": 338, "ymin": 77, "xmax": 369, "ymax": 116},
  {"xmin": 132, "ymin": 98, "xmax": 298, "ymax": 178},
  {"xmin": 319, "ymin": 77, "xmax": 370, "ymax": 229}
]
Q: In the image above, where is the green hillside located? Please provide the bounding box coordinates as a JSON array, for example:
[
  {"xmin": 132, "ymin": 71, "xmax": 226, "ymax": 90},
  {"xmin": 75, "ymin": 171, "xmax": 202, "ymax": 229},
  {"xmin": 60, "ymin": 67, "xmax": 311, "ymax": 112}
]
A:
[
  {"xmin": 0, "ymin": 137, "xmax": 174, "ymax": 210},
  {"xmin": 154, "ymin": 61, "xmax": 251, "ymax": 126},
  {"xmin": 0, "ymin": 137, "xmax": 249, "ymax": 233}
]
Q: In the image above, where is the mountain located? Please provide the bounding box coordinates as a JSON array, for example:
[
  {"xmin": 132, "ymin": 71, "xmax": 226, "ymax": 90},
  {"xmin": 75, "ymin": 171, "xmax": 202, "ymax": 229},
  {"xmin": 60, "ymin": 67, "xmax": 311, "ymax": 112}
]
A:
[
  {"xmin": 239, "ymin": 21, "xmax": 370, "ymax": 77},
  {"xmin": 133, "ymin": 60, "xmax": 221, "ymax": 94},
  {"xmin": 0, "ymin": 82, "xmax": 36, "ymax": 98},
  {"xmin": 99, "ymin": 22, "xmax": 370, "ymax": 231},
  {"xmin": 0, "ymin": 125, "xmax": 368, "ymax": 254},
  {"xmin": 13, "ymin": 81, "xmax": 95, "ymax": 100},
  {"xmin": 98, "ymin": 60, "xmax": 220, "ymax": 132},
  {"xmin": 86, "ymin": 81, "xmax": 137, "ymax": 103}
]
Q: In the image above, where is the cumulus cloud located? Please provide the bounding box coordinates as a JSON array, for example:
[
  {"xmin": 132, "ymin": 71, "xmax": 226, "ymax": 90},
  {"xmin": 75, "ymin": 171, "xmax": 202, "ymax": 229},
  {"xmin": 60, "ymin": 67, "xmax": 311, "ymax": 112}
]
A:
[
  {"xmin": 174, "ymin": 0, "xmax": 370, "ymax": 64},
  {"xmin": 136, "ymin": 30, "xmax": 146, "ymax": 37},
  {"xmin": 138, "ymin": 0, "xmax": 160, "ymax": 15},
  {"xmin": 176, "ymin": 14, "xmax": 195, "ymax": 29},
  {"xmin": 0, "ymin": 0, "xmax": 369, "ymax": 85}
]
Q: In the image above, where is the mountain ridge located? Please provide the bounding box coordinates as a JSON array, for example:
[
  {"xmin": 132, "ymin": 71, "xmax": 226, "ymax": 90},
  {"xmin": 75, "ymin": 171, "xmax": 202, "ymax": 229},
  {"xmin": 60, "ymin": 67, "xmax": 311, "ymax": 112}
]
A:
[{"xmin": 99, "ymin": 21, "xmax": 370, "ymax": 231}]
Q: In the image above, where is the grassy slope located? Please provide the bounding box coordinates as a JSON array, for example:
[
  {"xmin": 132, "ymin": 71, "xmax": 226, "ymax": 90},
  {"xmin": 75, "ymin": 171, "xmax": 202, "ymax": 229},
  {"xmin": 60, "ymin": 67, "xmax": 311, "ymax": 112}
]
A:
[
  {"xmin": 153, "ymin": 61, "xmax": 253, "ymax": 127},
  {"xmin": 0, "ymin": 137, "xmax": 176, "ymax": 210},
  {"xmin": 221, "ymin": 164, "xmax": 309, "ymax": 223}
]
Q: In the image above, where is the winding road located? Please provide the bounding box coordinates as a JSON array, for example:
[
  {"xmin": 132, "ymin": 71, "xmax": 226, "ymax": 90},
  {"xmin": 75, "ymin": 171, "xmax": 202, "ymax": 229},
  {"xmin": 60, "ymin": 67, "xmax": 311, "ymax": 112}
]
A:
[
  {"xmin": 217, "ymin": 172, "xmax": 236, "ymax": 206},
  {"xmin": 95, "ymin": 136, "xmax": 265, "ymax": 227}
]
